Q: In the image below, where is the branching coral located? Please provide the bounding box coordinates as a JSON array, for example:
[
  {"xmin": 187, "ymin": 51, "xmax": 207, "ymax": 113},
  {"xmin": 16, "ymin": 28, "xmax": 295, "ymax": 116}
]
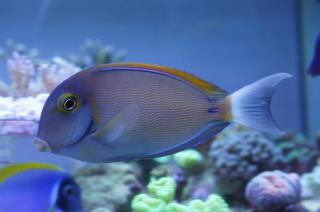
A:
[
  {"xmin": 67, "ymin": 39, "xmax": 127, "ymax": 68},
  {"xmin": 37, "ymin": 57, "xmax": 81, "ymax": 92},
  {"xmin": 245, "ymin": 170, "xmax": 301, "ymax": 212},
  {"xmin": 0, "ymin": 39, "xmax": 126, "ymax": 97},
  {"xmin": 7, "ymin": 52, "xmax": 35, "ymax": 97},
  {"xmin": 131, "ymin": 176, "xmax": 229, "ymax": 212},
  {"xmin": 0, "ymin": 39, "xmax": 39, "ymax": 61}
]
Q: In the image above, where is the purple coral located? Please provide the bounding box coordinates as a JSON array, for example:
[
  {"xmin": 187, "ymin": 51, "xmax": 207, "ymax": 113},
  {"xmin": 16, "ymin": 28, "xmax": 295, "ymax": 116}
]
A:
[
  {"xmin": 245, "ymin": 170, "xmax": 301, "ymax": 212},
  {"xmin": 210, "ymin": 128, "xmax": 287, "ymax": 182}
]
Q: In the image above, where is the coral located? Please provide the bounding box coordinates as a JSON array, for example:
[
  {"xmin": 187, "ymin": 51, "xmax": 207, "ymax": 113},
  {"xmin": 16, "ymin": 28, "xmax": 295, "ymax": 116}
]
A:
[
  {"xmin": 131, "ymin": 176, "xmax": 229, "ymax": 212},
  {"xmin": 300, "ymin": 165, "xmax": 320, "ymax": 198},
  {"xmin": 147, "ymin": 177, "xmax": 177, "ymax": 203},
  {"xmin": 0, "ymin": 39, "xmax": 39, "ymax": 61},
  {"xmin": 0, "ymin": 94, "xmax": 48, "ymax": 135},
  {"xmin": 67, "ymin": 39, "xmax": 127, "ymax": 68},
  {"xmin": 174, "ymin": 149, "xmax": 204, "ymax": 169},
  {"xmin": 188, "ymin": 195, "xmax": 229, "ymax": 212},
  {"xmin": 154, "ymin": 155, "xmax": 173, "ymax": 164},
  {"xmin": 0, "ymin": 39, "xmax": 125, "ymax": 98},
  {"xmin": 164, "ymin": 203, "xmax": 188, "ymax": 212},
  {"xmin": 210, "ymin": 125, "xmax": 287, "ymax": 182},
  {"xmin": 73, "ymin": 162, "xmax": 142, "ymax": 212},
  {"xmin": 131, "ymin": 194, "xmax": 166, "ymax": 212},
  {"xmin": 7, "ymin": 52, "xmax": 35, "ymax": 97},
  {"xmin": 37, "ymin": 57, "xmax": 81, "ymax": 92},
  {"xmin": 245, "ymin": 170, "xmax": 301, "ymax": 212},
  {"xmin": 272, "ymin": 133, "xmax": 319, "ymax": 174},
  {"xmin": 90, "ymin": 208, "xmax": 112, "ymax": 212}
]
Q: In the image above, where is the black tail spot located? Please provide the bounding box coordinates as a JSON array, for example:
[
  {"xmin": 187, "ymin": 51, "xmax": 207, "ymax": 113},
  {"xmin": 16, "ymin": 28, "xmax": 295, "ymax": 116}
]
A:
[{"xmin": 208, "ymin": 107, "xmax": 219, "ymax": 113}]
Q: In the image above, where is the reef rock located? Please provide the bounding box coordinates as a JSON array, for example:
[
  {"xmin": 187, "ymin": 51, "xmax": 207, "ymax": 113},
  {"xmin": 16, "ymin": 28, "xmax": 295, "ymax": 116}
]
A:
[{"xmin": 73, "ymin": 162, "xmax": 142, "ymax": 212}]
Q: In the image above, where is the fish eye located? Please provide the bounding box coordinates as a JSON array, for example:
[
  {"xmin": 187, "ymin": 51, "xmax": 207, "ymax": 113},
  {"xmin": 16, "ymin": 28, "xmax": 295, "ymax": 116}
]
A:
[
  {"xmin": 59, "ymin": 93, "xmax": 79, "ymax": 112},
  {"xmin": 62, "ymin": 184, "xmax": 77, "ymax": 197}
]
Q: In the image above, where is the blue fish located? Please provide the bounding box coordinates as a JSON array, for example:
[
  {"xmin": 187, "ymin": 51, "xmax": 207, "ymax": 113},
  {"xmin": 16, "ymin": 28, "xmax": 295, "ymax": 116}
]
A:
[
  {"xmin": 34, "ymin": 63, "xmax": 291, "ymax": 163},
  {"xmin": 308, "ymin": 34, "xmax": 320, "ymax": 76},
  {"xmin": 0, "ymin": 163, "xmax": 82, "ymax": 212}
]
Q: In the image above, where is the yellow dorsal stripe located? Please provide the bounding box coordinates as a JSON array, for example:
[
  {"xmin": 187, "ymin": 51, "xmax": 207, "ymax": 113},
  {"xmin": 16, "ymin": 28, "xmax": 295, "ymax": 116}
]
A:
[
  {"xmin": 0, "ymin": 163, "xmax": 62, "ymax": 182},
  {"xmin": 94, "ymin": 63, "xmax": 226, "ymax": 97}
]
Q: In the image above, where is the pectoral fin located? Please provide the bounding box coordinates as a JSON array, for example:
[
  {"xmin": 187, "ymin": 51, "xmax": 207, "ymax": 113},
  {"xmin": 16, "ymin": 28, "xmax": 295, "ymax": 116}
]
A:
[{"xmin": 93, "ymin": 104, "xmax": 139, "ymax": 143}]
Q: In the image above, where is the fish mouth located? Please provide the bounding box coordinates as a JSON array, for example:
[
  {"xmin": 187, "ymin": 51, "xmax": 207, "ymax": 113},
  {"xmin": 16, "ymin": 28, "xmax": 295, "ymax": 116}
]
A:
[{"xmin": 33, "ymin": 137, "xmax": 52, "ymax": 152}]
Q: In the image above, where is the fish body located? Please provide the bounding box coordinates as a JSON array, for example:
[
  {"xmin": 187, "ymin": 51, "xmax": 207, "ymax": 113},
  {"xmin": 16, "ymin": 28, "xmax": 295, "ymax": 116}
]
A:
[
  {"xmin": 0, "ymin": 163, "xmax": 82, "ymax": 212},
  {"xmin": 35, "ymin": 63, "xmax": 291, "ymax": 163},
  {"xmin": 308, "ymin": 34, "xmax": 320, "ymax": 76}
]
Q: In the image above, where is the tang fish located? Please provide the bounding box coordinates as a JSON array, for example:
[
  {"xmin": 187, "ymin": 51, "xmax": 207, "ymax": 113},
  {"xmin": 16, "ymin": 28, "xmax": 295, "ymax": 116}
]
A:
[
  {"xmin": 308, "ymin": 34, "xmax": 320, "ymax": 76},
  {"xmin": 34, "ymin": 63, "xmax": 291, "ymax": 162},
  {"xmin": 0, "ymin": 163, "xmax": 82, "ymax": 212}
]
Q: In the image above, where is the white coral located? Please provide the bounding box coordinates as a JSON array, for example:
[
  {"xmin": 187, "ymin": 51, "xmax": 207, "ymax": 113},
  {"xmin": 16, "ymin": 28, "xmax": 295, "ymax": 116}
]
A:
[
  {"xmin": 38, "ymin": 57, "xmax": 81, "ymax": 92},
  {"xmin": 0, "ymin": 93, "xmax": 48, "ymax": 135}
]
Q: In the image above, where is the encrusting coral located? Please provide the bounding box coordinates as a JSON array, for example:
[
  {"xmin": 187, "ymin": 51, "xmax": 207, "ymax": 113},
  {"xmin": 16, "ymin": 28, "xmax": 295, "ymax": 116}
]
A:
[
  {"xmin": 245, "ymin": 170, "xmax": 302, "ymax": 212},
  {"xmin": 131, "ymin": 176, "xmax": 229, "ymax": 212}
]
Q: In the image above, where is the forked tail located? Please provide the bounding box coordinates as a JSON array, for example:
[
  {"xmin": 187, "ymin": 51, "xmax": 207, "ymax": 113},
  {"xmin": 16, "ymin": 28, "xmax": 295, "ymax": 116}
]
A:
[{"xmin": 227, "ymin": 73, "xmax": 292, "ymax": 134}]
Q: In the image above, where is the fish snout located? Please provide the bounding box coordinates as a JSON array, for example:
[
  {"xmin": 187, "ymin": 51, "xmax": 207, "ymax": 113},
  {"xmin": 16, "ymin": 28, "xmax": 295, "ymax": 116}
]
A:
[{"xmin": 33, "ymin": 137, "xmax": 52, "ymax": 152}]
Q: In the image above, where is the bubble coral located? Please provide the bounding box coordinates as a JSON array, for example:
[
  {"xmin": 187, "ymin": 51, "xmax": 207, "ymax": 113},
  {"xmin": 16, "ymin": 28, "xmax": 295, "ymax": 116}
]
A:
[
  {"xmin": 210, "ymin": 125, "xmax": 287, "ymax": 182},
  {"xmin": 245, "ymin": 170, "xmax": 301, "ymax": 212}
]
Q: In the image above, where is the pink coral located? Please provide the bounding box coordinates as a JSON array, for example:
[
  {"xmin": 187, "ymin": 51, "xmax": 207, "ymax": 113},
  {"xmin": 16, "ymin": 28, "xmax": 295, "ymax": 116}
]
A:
[
  {"xmin": 245, "ymin": 170, "xmax": 301, "ymax": 212},
  {"xmin": 7, "ymin": 52, "xmax": 35, "ymax": 97}
]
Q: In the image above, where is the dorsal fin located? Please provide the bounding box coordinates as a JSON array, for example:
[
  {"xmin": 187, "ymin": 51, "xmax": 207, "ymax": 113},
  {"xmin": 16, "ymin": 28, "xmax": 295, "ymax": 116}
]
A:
[
  {"xmin": 92, "ymin": 63, "xmax": 227, "ymax": 99},
  {"xmin": 0, "ymin": 163, "xmax": 62, "ymax": 182}
]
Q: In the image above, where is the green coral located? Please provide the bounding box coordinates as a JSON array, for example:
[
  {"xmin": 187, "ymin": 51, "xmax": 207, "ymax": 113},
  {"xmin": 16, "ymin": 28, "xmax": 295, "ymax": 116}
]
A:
[
  {"xmin": 131, "ymin": 177, "xmax": 229, "ymax": 212},
  {"xmin": 206, "ymin": 195, "xmax": 230, "ymax": 212},
  {"xmin": 147, "ymin": 177, "xmax": 177, "ymax": 203},
  {"xmin": 164, "ymin": 203, "xmax": 188, "ymax": 212},
  {"xmin": 154, "ymin": 155, "xmax": 173, "ymax": 164},
  {"xmin": 174, "ymin": 149, "xmax": 203, "ymax": 169},
  {"xmin": 132, "ymin": 194, "xmax": 166, "ymax": 212},
  {"xmin": 188, "ymin": 195, "xmax": 229, "ymax": 212},
  {"xmin": 188, "ymin": 199, "xmax": 207, "ymax": 211}
]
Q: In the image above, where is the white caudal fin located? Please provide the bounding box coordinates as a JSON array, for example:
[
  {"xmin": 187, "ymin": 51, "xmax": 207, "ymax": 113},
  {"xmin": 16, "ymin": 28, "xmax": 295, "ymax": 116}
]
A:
[{"xmin": 229, "ymin": 73, "xmax": 292, "ymax": 134}]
